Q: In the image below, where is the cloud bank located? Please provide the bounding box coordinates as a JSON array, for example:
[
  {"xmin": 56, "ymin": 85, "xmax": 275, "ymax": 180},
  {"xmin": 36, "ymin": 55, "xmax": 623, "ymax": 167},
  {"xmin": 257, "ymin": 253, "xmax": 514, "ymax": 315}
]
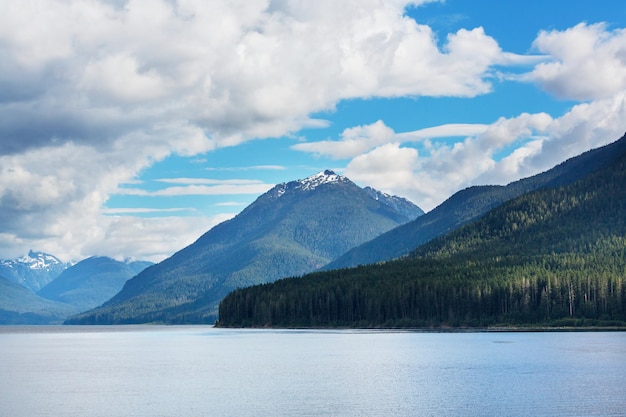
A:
[
  {"xmin": 1, "ymin": 2, "xmax": 625, "ymax": 261},
  {"xmin": 0, "ymin": 0, "xmax": 521, "ymax": 261},
  {"xmin": 292, "ymin": 22, "xmax": 626, "ymax": 211},
  {"xmin": 299, "ymin": 93, "xmax": 626, "ymax": 211}
]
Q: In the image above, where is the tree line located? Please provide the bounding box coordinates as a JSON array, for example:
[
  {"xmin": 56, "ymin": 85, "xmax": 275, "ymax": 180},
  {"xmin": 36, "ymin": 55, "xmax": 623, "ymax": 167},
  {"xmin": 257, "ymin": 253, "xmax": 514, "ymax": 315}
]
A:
[{"xmin": 217, "ymin": 152, "xmax": 626, "ymax": 328}]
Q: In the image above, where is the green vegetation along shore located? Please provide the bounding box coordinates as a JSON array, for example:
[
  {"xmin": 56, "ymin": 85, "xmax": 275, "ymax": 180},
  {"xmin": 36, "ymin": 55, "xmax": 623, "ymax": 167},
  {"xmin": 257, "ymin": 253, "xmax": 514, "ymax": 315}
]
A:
[{"xmin": 217, "ymin": 142, "xmax": 626, "ymax": 329}]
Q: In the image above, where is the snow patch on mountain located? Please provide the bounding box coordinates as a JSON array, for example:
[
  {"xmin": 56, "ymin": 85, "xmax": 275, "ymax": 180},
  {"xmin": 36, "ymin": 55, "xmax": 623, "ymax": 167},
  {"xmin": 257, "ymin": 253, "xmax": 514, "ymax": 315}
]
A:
[
  {"xmin": 272, "ymin": 170, "xmax": 350, "ymax": 198},
  {"xmin": 2, "ymin": 250, "xmax": 65, "ymax": 272},
  {"xmin": 298, "ymin": 170, "xmax": 344, "ymax": 191},
  {"xmin": 363, "ymin": 186, "xmax": 424, "ymax": 221},
  {"xmin": 268, "ymin": 170, "xmax": 423, "ymax": 221},
  {"xmin": 0, "ymin": 251, "xmax": 70, "ymax": 292}
]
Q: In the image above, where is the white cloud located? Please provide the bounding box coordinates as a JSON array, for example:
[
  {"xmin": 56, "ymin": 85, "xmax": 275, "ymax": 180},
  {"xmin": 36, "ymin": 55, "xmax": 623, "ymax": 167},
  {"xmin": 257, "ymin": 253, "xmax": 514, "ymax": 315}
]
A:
[
  {"xmin": 335, "ymin": 95, "xmax": 626, "ymax": 211},
  {"xmin": 117, "ymin": 183, "xmax": 274, "ymax": 197},
  {"xmin": 83, "ymin": 214, "xmax": 235, "ymax": 263},
  {"xmin": 1, "ymin": 0, "xmax": 609, "ymax": 262},
  {"xmin": 522, "ymin": 23, "xmax": 626, "ymax": 100},
  {"xmin": 0, "ymin": 124, "xmax": 216, "ymax": 261},
  {"xmin": 0, "ymin": 0, "xmax": 518, "ymax": 154},
  {"xmin": 292, "ymin": 120, "xmax": 395, "ymax": 159},
  {"xmin": 155, "ymin": 178, "xmax": 268, "ymax": 185},
  {"xmin": 295, "ymin": 113, "xmax": 555, "ymax": 209},
  {"xmin": 0, "ymin": 0, "xmax": 522, "ymax": 261},
  {"xmin": 293, "ymin": 121, "xmax": 492, "ymax": 160},
  {"xmin": 204, "ymin": 165, "xmax": 287, "ymax": 172},
  {"xmin": 101, "ymin": 208, "xmax": 192, "ymax": 215},
  {"xmin": 395, "ymin": 123, "xmax": 490, "ymax": 141},
  {"xmin": 117, "ymin": 176, "xmax": 274, "ymax": 197},
  {"xmin": 346, "ymin": 142, "xmax": 419, "ymax": 188},
  {"xmin": 80, "ymin": 53, "xmax": 171, "ymax": 103}
]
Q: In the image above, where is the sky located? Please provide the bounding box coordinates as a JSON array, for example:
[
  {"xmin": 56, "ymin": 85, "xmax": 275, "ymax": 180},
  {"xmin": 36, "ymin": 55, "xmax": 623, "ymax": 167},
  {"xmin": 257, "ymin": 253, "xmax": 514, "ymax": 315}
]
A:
[{"xmin": 2, "ymin": 0, "xmax": 626, "ymax": 263}]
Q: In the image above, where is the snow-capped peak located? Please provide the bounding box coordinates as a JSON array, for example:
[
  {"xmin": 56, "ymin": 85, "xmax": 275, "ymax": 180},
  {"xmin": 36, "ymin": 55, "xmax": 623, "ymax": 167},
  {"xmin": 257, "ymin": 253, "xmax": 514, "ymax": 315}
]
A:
[
  {"xmin": 5, "ymin": 250, "xmax": 64, "ymax": 271},
  {"xmin": 298, "ymin": 170, "xmax": 343, "ymax": 191},
  {"xmin": 271, "ymin": 170, "xmax": 348, "ymax": 198}
]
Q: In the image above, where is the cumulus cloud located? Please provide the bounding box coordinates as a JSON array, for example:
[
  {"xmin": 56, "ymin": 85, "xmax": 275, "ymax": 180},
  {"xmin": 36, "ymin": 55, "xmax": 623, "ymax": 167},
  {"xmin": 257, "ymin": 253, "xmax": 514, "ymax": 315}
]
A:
[
  {"xmin": 522, "ymin": 23, "xmax": 626, "ymax": 100},
  {"xmin": 292, "ymin": 120, "xmax": 395, "ymax": 159},
  {"xmin": 293, "ymin": 121, "xmax": 491, "ymax": 160},
  {"xmin": 293, "ymin": 22, "xmax": 626, "ymax": 212},
  {"xmin": 0, "ymin": 0, "xmax": 516, "ymax": 154},
  {"xmin": 82, "ymin": 214, "xmax": 235, "ymax": 263},
  {"xmin": 346, "ymin": 143, "xmax": 419, "ymax": 187},
  {"xmin": 0, "ymin": 136, "xmax": 217, "ymax": 261},
  {"xmin": 295, "ymin": 115, "xmax": 556, "ymax": 209},
  {"xmin": 335, "ymin": 95, "xmax": 626, "ymax": 211},
  {"xmin": 11, "ymin": 1, "xmax": 626, "ymax": 263},
  {"xmin": 1, "ymin": 0, "xmax": 526, "ymax": 261}
]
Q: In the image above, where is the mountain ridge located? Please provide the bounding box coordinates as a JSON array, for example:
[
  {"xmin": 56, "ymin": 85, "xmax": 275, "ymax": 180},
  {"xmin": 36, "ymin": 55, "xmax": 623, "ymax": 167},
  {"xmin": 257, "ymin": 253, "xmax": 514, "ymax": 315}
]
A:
[
  {"xmin": 325, "ymin": 134, "xmax": 626, "ymax": 270},
  {"xmin": 0, "ymin": 251, "xmax": 69, "ymax": 292},
  {"xmin": 0, "ymin": 275, "xmax": 78, "ymax": 324},
  {"xmin": 37, "ymin": 256, "xmax": 153, "ymax": 312},
  {"xmin": 217, "ymin": 134, "xmax": 626, "ymax": 328},
  {"xmin": 67, "ymin": 170, "xmax": 423, "ymax": 324}
]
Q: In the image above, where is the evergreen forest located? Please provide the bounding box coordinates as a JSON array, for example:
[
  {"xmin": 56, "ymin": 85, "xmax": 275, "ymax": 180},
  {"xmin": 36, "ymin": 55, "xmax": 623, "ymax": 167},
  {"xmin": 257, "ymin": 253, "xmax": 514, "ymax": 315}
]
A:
[{"xmin": 217, "ymin": 149, "xmax": 626, "ymax": 328}]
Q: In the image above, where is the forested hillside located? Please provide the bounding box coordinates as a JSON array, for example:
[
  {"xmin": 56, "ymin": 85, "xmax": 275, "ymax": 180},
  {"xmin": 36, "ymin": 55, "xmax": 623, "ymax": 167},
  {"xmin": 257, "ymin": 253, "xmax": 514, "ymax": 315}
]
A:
[
  {"xmin": 67, "ymin": 171, "xmax": 422, "ymax": 324},
  {"xmin": 326, "ymin": 134, "xmax": 626, "ymax": 270},
  {"xmin": 218, "ymin": 142, "xmax": 626, "ymax": 328},
  {"xmin": 0, "ymin": 275, "xmax": 77, "ymax": 324},
  {"xmin": 37, "ymin": 257, "xmax": 152, "ymax": 311}
]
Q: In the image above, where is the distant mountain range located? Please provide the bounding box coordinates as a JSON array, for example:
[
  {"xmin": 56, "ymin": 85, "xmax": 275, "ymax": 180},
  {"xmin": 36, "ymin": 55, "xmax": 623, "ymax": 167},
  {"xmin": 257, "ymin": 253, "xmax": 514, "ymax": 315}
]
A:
[
  {"xmin": 67, "ymin": 171, "xmax": 423, "ymax": 324},
  {"xmin": 11, "ymin": 135, "xmax": 626, "ymax": 328},
  {"xmin": 0, "ymin": 251, "xmax": 69, "ymax": 292},
  {"xmin": 218, "ymin": 134, "xmax": 626, "ymax": 328},
  {"xmin": 37, "ymin": 257, "xmax": 153, "ymax": 312},
  {"xmin": 0, "ymin": 255, "xmax": 152, "ymax": 324},
  {"xmin": 0, "ymin": 276, "xmax": 77, "ymax": 324},
  {"xmin": 68, "ymin": 136, "xmax": 626, "ymax": 325}
]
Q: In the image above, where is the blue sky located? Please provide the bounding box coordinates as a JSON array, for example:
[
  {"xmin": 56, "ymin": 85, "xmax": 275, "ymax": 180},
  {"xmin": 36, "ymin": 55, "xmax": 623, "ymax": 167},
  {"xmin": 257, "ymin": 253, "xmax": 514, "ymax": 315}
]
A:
[{"xmin": 2, "ymin": 0, "xmax": 626, "ymax": 262}]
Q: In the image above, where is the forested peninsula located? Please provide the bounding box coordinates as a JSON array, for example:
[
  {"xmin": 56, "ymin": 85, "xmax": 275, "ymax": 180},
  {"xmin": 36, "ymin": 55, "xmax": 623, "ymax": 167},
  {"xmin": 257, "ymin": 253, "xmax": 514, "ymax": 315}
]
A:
[{"xmin": 217, "ymin": 144, "xmax": 626, "ymax": 329}]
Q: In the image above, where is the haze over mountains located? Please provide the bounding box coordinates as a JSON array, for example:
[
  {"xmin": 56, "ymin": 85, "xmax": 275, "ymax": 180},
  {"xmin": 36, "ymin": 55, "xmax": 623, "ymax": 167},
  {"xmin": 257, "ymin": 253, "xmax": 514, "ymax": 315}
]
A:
[
  {"xmin": 0, "ymin": 255, "xmax": 152, "ymax": 324},
  {"xmin": 68, "ymin": 171, "xmax": 423, "ymax": 324},
  {"xmin": 37, "ymin": 257, "xmax": 153, "ymax": 312},
  {"xmin": 0, "ymin": 276, "xmax": 78, "ymax": 324},
  {"xmin": 0, "ymin": 251, "xmax": 69, "ymax": 292}
]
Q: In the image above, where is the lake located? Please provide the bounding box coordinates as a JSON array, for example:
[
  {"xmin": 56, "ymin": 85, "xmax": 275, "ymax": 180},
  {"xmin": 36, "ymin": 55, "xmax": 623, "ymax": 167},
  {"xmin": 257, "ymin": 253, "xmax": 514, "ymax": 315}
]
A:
[{"xmin": 1, "ymin": 326, "xmax": 625, "ymax": 417}]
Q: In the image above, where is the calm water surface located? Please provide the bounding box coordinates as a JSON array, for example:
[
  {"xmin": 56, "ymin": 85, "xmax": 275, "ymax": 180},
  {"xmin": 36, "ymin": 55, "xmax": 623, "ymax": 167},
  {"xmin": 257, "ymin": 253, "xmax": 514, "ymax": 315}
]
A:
[{"xmin": 1, "ymin": 326, "xmax": 625, "ymax": 417}]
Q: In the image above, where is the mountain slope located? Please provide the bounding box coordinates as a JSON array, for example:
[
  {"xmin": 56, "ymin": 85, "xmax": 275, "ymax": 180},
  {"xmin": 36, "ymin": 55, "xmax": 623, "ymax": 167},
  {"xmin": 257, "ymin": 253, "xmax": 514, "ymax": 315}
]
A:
[
  {"xmin": 37, "ymin": 257, "xmax": 153, "ymax": 312},
  {"xmin": 217, "ymin": 135, "xmax": 626, "ymax": 328},
  {"xmin": 0, "ymin": 275, "xmax": 78, "ymax": 324},
  {"xmin": 363, "ymin": 186, "xmax": 425, "ymax": 220},
  {"xmin": 0, "ymin": 251, "xmax": 68, "ymax": 291},
  {"xmin": 325, "ymin": 134, "xmax": 626, "ymax": 270},
  {"xmin": 67, "ymin": 170, "xmax": 422, "ymax": 324}
]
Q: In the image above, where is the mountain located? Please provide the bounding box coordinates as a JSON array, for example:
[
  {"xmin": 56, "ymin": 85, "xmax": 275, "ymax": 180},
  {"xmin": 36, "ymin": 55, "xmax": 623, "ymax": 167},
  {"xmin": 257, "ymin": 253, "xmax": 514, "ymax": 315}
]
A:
[
  {"xmin": 217, "ymin": 134, "xmax": 626, "ymax": 328},
  {"xmin": 37, "ymin": 257, "xmax": 153, "ymax": 312},
  {"xmin": 0, "ymin": 251, "xmax": 68, "ymax": 292},
  {"xmin": 67, "ymin": 170, "xmax": 423, "ymax": 325},
  {"xmin": 325, "ymin": 133, "xmax": 626, "ymax": 270},
  {"xmin": 363, "ymin": 186, "xmax": 425, "ymax": 220},
  {"xmin": 0, "ymin": 275, "xmax": 78, "ymax": 324}
]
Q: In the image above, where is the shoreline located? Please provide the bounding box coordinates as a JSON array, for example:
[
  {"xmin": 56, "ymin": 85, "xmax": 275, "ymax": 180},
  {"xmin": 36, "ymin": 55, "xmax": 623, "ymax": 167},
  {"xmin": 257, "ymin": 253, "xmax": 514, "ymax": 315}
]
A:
[{"xmin": 214, "ymin": 324, "xmax": 626, "ymax": 332}]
